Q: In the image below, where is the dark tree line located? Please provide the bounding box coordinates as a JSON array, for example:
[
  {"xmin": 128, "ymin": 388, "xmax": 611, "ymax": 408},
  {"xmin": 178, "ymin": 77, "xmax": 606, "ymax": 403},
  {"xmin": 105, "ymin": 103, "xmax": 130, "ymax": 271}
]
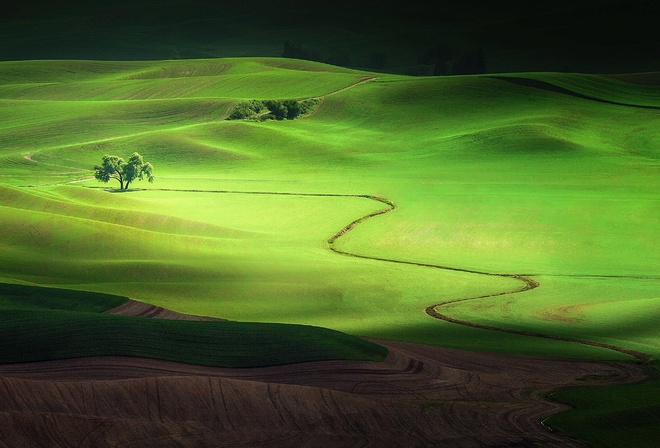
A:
[
  {"xmin": 283, "ymin": 40, "xmax": 486, "ymax": 76},
  {"xmin": 451, "ymin": 48, "xmax": 486, "ymax": 75},
  {"xmin": 282, "ymin": 40, "xmax": 318, "ymax": 61},
  {"xmin": 416, "ymin": 46, "xmax": 486, "ymax": 76},
  {"xmin": 282, "ymin": 41, "xmax": 385, "ymax": 71}
]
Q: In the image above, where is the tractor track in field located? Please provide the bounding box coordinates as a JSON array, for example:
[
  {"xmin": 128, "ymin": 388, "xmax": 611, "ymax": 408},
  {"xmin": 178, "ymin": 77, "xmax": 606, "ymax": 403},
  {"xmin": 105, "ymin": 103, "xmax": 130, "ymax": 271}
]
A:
[
  {"xmin": 323, "ymin": 192, "xmax": 653, "ymax": 364},
  {"xmin": 127, "ymin": 186, "xmax": 653, "ymax": 364},
  {"xmin": 301, "ymin": 76, "xmax": 377, "ymax": 119},
  {"xmin": 324, "ymin": 76, "xmax": 377, "ymax": 97}
]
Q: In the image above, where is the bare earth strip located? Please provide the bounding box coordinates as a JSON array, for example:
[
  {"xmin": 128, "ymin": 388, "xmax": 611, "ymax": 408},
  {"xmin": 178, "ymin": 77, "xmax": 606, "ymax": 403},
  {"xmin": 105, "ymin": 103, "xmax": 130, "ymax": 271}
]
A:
[
  {"xmin": 104, "ymin": 299, "xmax": 225, "ymax": 321},
  {"xmin": 0, "ymin": 339, "xmax": 646, "ymax": 447}
]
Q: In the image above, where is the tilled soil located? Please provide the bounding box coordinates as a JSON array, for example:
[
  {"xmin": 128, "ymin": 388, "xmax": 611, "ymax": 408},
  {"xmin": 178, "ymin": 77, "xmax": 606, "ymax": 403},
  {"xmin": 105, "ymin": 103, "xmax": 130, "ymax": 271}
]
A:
[
  {"xmin": 104, "ymin": 299, "xmax": 225, "ymax": 321},
  {"xmin": 0, "ymin": 337, "xmax": 646, "ymax": 447}
]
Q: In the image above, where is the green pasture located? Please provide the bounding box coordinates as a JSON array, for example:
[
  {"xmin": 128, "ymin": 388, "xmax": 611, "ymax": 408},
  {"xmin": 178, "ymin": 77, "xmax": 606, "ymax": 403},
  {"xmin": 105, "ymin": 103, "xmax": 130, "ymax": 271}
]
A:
[
  {"xmin": 546, "ymin": 378, "xmax": 660, "ymax": 448},
  {"xmin": 0, "ymin": 58, "xmax": 658, "ymax": 444},
  {"xmin": 0, "ymin": 58, "xmax": 657, "ymax": 360}
]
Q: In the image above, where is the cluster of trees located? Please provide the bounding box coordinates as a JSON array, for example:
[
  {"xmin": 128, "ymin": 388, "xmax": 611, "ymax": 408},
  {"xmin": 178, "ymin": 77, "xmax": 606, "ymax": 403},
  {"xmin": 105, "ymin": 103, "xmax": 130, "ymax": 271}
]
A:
[
  {"xmin": 227, "ymin": 98, "xmax": 321, "ymax": 121},
  {"xmin": 94, "ymin": 152, "xmax": 154, "ymax": 190},
  {"xmin": 227, "ymin": 100, "xmax": 267, "ymax": 120}
]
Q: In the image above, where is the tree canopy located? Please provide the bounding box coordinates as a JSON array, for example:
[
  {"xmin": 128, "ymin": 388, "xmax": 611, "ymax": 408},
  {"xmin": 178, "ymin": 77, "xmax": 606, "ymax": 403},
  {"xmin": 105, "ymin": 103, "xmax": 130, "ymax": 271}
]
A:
[
  {"xmin": 94, "ymin": 153, "xmax": 154, "ymax": 190},
  {"xmin": 227, "ymin": 98, "xmax": 321, "ymax": 121}
]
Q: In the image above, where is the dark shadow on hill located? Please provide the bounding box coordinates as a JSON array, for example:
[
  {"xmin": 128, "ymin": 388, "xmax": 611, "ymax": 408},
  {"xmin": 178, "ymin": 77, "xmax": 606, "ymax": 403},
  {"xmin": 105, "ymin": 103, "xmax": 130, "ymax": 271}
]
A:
[{"xmin": 491, "ymin": 76, "xmax": 660, "ymax": 110}]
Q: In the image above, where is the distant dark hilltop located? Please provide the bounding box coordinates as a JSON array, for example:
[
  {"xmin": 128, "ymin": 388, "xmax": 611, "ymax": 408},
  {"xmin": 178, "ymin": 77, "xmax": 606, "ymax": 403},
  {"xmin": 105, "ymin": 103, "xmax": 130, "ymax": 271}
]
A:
[{"xmin": 2, "ymin": 0, "xmax": 658, "ymax": 74}]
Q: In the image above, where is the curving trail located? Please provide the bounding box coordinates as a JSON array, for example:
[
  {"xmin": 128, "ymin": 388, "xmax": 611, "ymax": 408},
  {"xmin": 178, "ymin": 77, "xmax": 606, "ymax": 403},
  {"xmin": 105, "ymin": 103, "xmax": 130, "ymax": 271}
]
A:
[
  {"xmin": 111, "ymin": 186, "xmax": 654, "ymax": 364},
  {"xmin": 323, "ymin": 76, "xmax": 377, "ymax": 97},
  {"xmin": 424, "ymin": 279, "xmax": 652, "ymax": 364},
  {"xmin": 322, "ymin": 191, "xmax": 653, "ymax": 364}
]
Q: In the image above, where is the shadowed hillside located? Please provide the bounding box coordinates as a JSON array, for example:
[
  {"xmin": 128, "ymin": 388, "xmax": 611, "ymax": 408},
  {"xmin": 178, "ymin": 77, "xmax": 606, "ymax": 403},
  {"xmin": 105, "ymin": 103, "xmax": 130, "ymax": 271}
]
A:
[{"xmin": 1, "ymin": 0, "xmax": 659, "ymax": 74}]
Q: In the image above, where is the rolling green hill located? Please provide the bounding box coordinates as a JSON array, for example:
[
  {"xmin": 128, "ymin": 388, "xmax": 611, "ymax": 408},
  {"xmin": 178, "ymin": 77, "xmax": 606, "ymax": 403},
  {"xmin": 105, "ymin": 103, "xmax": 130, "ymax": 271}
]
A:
[
  {"xmin": 0, "ymin": 57, "xmax": 658, "ymax": 446},
  {"xmin": 0, "ymin": 58, "xmax": 657, "ymax": 361}
]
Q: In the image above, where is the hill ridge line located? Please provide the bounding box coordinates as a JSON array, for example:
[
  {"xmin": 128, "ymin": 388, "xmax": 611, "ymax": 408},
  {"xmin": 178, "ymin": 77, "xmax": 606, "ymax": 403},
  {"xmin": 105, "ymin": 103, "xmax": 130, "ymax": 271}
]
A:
[
  {"xmin": 15, "ymin": 77, "xmax": 377, "ymax": 156},
  {"xmin": 491, "ymin": 76, "xmax": 660, "ymax": 110}
]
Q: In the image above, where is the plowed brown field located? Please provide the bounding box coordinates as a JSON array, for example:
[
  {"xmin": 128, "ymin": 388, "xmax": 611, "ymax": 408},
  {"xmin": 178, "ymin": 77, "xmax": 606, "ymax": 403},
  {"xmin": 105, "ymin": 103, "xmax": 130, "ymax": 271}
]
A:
[{"xmin": 0, "ymin": 332, "xmax": 646, "ymax": 447}]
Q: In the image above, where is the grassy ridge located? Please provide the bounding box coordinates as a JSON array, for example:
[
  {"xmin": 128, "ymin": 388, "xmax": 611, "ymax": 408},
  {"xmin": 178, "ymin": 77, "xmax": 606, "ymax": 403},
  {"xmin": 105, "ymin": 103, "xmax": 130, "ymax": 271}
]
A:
[
  {"xmin": 495, "ymin": 73, "xmax": 660, "ymax": 107},
  {"xmin": 0, "ymin": 283, "xmax": 387, "ymax": 366},
  {"xmin": 0, "ymin": 309, "xmax": 388, "ymax": 367},
  {"xmin": 0, "ymin": 58, "xmax": 367, "ymax": 100},
  {"xmin": 0, "ymin": 185, "xmax": 633, "ymax": 361}
]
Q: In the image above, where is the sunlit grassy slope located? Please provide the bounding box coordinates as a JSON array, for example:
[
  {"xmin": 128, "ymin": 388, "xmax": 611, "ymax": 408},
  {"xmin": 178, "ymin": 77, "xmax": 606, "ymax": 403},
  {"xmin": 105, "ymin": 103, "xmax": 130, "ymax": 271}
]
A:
[{"xmin": 0, "ymin": 58, "xmax": 658, "ymax": 364}]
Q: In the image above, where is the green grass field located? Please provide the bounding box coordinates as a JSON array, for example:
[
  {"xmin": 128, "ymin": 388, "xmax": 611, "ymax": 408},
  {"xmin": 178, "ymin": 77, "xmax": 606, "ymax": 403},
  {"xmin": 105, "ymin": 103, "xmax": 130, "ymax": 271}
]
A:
[
  {"xmin": 545, "ymin": 377, "xmax": 660, "ymax": 448},
  {"xmin": 0, "ymin": 58, "xmax": 658, "ymax": 445},
  {"xmin": 0, "ymin": 282, "xmax": 387, "ymax": 367}
]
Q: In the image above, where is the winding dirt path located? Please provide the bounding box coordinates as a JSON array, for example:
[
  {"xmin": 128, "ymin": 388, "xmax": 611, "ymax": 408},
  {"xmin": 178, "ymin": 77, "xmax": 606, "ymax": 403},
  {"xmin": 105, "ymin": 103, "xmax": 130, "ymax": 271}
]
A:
[
  {"xmin": 110, "ymin": 186, "xmax": 654, "ymax": 365},
  {"xmin": 324, "ymin": 194, "xmax": 653, "ymax": 363},
  {"xmin": 300, "ymin": 76, "xmax": 377, "ymax": 119},
  {"xmin": 324, "ymin": 76, "xmax": 377, "ymax": 97}
]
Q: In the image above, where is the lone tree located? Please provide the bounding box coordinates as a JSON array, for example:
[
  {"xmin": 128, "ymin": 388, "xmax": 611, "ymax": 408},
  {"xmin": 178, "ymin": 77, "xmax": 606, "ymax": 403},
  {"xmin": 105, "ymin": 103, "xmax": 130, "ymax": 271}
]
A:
[{"xmin": 94, "ymin": 153, "xmax": 154, "ymax": 190}]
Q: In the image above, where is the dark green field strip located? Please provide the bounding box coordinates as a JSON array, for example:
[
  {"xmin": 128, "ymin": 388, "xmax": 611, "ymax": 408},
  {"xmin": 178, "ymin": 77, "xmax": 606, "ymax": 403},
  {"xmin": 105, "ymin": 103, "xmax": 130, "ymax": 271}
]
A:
[
  {"xmin": 546, "ymin": 378, "xmax": 660, "ymax": 448},
  {"xmin": 0, "ymin": 309, "xmax": 387, "ymax": 367},
  {"xmin": 0, "ymin": 283, "xmax": 387, "ymax": 367},
  {"xmin": 0, "ymin": 282, "xmax": 127, "ymax": 312}
]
